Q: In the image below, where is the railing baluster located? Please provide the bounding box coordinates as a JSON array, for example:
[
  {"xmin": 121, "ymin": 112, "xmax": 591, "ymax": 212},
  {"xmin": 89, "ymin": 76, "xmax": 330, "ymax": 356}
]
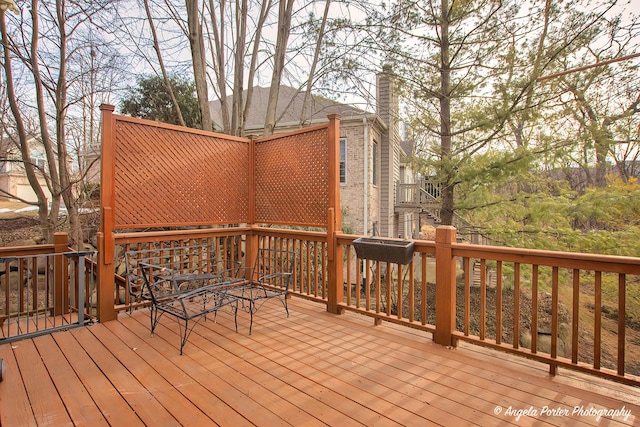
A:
[
  {"xmin": 365, "ymin": 259, "xmax": 371, "ymax": 311},
  {"xmin": 618, "ymin": 273, "xmax": 626, "ymax": 376},
  {"xmin": 375, "ymin": 261, "xmax": 381, "ymax": 314},
  {"xmin": 480, "ymin": 259, "xmax": 486, "ymax": 341},
  {"xmin": 313, "ymin": 242, "xmax": 319, "ymax": 297},
  {"xmin": 550, "ymin": 267, "xmax": 559, "ymax": 375},
  {"xmin": 464, "ymin": 257, "xmax": 470, "ymax": 336},
  {"xmin": 385, "ymin": 262, "xmax": 391, "ymax": 317},
  {"xmin": 532, "ymin": 265, "xmax": 539, "ymax": 354},
  {"xmin": 306, "ymin": 243, "xmax": 311, "ymax": 295},
  {"xmin": 572, "ymin": 269, "xmax": 580, "ymax": 364},
  {"xmin": 321, "ymin": 241, "xmax": 325, "ymax": 298},
  {"xmin": 496, "ymin": 261, "xmax": 502, "ymax": 344},
  {"xmin": 346, "ymin": 246, "xmax": 351, "ymax": 307},
  {"xmin": 421, "ymin": 254, "xmax": 427, "ymax": 326},
  {"xmin": 397, "ymin": 263, "xmax": 403, "ymax": 320},
  {"xmin": 594, "ymin": 271, "xmax": 602, "ymax": 370},
  {"xmin": 513, "ymin": 263, "xmax": 520, "ymax": 349},
  {"xmin": 408, "ymin": 257, "xmax": 415, "ymax": 323},
  {"xmin": 355, "ymin": 259, "xmax": 361, "ymax": 309}
]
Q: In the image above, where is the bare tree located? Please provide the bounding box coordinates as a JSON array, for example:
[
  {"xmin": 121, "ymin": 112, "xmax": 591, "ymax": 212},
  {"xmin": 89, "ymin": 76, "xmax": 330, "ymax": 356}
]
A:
[
  {"xmin": 1, "ymin": 4, "xmax": 51, "ymax": 238},
  {"xmin": 2, "ymin": 0, "xmax": 124, "ymax": 246}
]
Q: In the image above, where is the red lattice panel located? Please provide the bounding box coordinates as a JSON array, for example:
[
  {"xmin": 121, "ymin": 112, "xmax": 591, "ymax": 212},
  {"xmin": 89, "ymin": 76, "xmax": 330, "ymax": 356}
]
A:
[
  {"xmin": 255, "ymin": 127, "xmax": 329, "ymax": 226},
  {"xmin": 113, "ymin": 120, "xmax": 249, "ymax": 228}
]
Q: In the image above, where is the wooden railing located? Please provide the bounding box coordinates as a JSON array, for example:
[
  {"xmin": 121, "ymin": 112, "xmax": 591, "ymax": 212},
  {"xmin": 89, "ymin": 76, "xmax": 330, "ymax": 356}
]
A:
[
  {"xmin": 55, "ymin": 224, "xmax": 640, "ymax": 387},
  {"xmin": 111, "ymin": 227, "xmax": 329, "ymax": 312},
  {"xmin": 337, "ymin": 234, "xmax": 437, "ymax": 333},
  {"xmin": 335, "ymin": 227, "xmax": 640, "ymax": 386},
  {"xmin": 253, "ymin": 228, "xmax": 328, "ymax": 302},
  {"xmin": 451, "ymin": 240, "xmax": 640, "ymax": 387},
  {"xmin": 113, "ymin": 227, "xmax": 249, "ymax": 312}
]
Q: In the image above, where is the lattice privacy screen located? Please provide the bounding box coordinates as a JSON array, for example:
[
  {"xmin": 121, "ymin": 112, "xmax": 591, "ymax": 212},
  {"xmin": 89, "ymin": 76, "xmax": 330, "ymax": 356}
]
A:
[
  {"xmin": 255, "ymin": 128, "xmax": 329, "ymax": 226},
  {"xmin": 113, "ymin": 119, "xmax": 249, "ymax": 228},
  {"xmin": 108, "ymin": 114, "xmax": 332, "ymax": 229}
]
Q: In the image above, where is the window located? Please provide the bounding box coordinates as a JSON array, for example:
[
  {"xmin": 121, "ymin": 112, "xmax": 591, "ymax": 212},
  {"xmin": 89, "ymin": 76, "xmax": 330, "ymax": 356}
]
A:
[
  {"xmin": 372, "ymin": 141, "xmax": 378, "ymax": 185},
  {"xmin": 340, "ymin": 137, "xmax": 346, "ymax": 184},
  {"xmin": 31, "ymin": 151, "xmax": 45, "ymax": 170}
]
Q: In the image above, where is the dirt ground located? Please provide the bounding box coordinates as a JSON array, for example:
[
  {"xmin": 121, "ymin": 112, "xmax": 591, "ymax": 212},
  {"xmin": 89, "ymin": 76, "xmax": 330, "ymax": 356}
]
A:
[{"xmin": 0, "ymin": 201, "xmax": 43, "ymax": 246}]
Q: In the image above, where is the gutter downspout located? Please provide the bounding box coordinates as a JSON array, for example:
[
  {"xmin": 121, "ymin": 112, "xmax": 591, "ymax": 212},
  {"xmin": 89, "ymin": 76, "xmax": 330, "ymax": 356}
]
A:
[{"xmin": 363, "ymin": 116, "xmax": 369, "ymax": 235}]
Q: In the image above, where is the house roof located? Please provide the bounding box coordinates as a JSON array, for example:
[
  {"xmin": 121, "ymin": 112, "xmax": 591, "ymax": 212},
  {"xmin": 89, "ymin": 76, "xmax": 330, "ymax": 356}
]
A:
[
  {"xmin": 209, "ymin": 86, "xmax": 370, "ymax": 131},
  {"xmin": 400, "ymin": 140, "xmax": 415, "ymax": 157}
]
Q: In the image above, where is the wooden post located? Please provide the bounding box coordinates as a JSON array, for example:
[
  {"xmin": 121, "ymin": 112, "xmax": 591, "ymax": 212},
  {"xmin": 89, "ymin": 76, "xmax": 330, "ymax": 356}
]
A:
[
  {"xmin": 248, "ymin": 135, "xmax": 256, "ymax": 225},
  {"xmin": 96, "ymin": 232, "xmax": 115, "ymax": 322},
  {"xmin": 434, "ymin": 226, "xmax": 457, "ymax": 346},
  {"xmin": 53, "ymin": 232, "xmax": 69, "ymax": 315},
  {"xmin": 97, "ymin": 104, "xmax": 117, "ymax": 322},
  {"xmin": 326, "ymin": 114, "xmax": 344, "ymax": 314},
  {"xmin": 245, "ymin": 226, "xmax": 259, "ymax": 282}
]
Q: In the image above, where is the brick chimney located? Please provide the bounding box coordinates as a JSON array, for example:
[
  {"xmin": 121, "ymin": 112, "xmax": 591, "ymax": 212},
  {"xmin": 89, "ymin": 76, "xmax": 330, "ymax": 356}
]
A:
[{"xmin": 376, "ymin": 65, "xmax": 401, "ymax": 237}]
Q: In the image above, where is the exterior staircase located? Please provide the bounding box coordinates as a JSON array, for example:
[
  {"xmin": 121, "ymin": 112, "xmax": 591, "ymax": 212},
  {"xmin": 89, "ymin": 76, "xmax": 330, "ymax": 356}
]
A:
[{"xmin": 395, "ymin": 178, "xmax": 490, "ymax": 245}]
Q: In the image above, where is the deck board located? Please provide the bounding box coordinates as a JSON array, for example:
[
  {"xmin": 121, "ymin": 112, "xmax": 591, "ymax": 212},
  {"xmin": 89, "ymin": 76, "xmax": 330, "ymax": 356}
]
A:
[
  {"xmin": 51, "ymin": 327, "xmax": 146, "ymax": 426},
  {"xmin": 12, "ymin": 338, "xmax": 73, "ymax": 426},
  {"xmin": 0, "ymin": 341, "xmax": 37, "ymax": 427},
  {"xmin": 32, "ymin": 334, "xmax": 109, "ymax": 427},
  {"xmin": 1, "ymin": 297, "xmax": 638, "ymax": 426}
]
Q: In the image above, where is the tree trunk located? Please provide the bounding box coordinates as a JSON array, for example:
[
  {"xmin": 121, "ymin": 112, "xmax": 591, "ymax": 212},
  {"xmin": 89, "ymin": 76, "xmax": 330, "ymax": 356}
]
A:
[
  {"xmin": 186, "ymin": 0, "xmax": 213, "ymax": 131},
  {"xmin": 439, "ymin": 0, "xmax": 454, "ymax": 226},
  {"xmin": 231, "ymin": 0, "xmax": 247, "ymax": 136},
  {"xmin": 145, "ymin": 0, "xmax": 186, "ymax": 127},
  {"xmin": 31, "ymin": 0, "xmax": 62, "ymax": 243},
  {"xmin": 263, "ymin": 0, "xmax": 294, "ymax": 136},
  {"xmin": 299, "ymin": 0, "xmax": 330, "ymax": 127},
  {"xmin": 55, "ymin": 0, "xmax": 83, "ymax": 248},
  {"xmin": 208, "ymin": 0, "xmax": 230, "ymax": 133},
  {"xmin": 242, "ymin": 0, "xmax": 271, "ymax": 135}
]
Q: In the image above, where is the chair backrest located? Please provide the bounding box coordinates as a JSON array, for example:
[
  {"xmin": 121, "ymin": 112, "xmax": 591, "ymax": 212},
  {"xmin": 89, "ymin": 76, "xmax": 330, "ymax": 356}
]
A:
[
  {"xmin": 124, "ymin": 244, "xmax": 218, "ymax": 301},
  {"xmin": 252, "ymin": 248, "xmax": 296, "ymax": 290}
]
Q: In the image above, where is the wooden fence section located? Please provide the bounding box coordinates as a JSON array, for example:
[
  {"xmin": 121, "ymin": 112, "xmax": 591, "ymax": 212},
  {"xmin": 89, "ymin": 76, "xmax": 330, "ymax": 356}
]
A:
[
  {"xmin": 108, "ymin": 114, "xmax": 250, "ymax": 228},
  {"xmin": 98, "ymin": 105, "xmax": 341, "ymax": 322},
  {"xmin": 4, "ymin": 225, "xmax": 640, "ymax": 386}
]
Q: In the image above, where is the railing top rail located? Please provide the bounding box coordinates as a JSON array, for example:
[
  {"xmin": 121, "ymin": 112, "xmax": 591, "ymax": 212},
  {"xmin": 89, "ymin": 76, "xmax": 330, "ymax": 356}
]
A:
[
  {"xmin": 0, "ymin": 250, "xmax": 96, "ymax": 262},
  {"xmin": 114, "ymin": 227, "xmax": 251, "ymax": 244},
  {"xmin": 0, "ymin": 245, "xmax": 57, "ymax": 257},
  {"xmin": 253, "ymin": 226, "xmax": 328, "ymax": 242},
  {"xmin": 453, "ymin": 242, "xmax": 640, "ymax": 274}
]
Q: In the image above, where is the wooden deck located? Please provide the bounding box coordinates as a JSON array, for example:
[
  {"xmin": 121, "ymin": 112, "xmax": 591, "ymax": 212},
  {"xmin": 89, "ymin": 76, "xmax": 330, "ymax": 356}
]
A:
[{"xmin": 1, "ymin": 297, "xmax": 638, "ymax": 426}]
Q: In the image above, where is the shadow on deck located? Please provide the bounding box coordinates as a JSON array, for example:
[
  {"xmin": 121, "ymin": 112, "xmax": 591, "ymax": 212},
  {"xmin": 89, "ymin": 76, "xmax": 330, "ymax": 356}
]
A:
[{"xmin": 1, "ymin": 297, "xmax": 638, "ymax": 426}]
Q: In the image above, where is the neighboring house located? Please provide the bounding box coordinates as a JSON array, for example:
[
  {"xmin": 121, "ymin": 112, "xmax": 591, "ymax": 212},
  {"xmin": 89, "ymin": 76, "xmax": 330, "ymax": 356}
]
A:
[
  {"xmin": 210, "ymin": 67, "xmax": 420, "ymax": 238},
  {"xmin": 0, "ymin": 136, "xmax": 52, "ymax": 204},
  {"xmin": 80, "ymin": 143, "xmax": 101, "ymax": 186}
]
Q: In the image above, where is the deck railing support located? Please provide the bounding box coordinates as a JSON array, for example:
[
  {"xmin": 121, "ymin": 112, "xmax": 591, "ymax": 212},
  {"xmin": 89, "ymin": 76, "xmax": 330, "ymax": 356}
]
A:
[
  {"xmin": 97, "ymin": 104, "xmax": 117, "ymax": 322},
  {"xmin": 434, "ymin": 226, "xmax": 457, "ymax": 347},
  {"xmin": 54, "ymin": 232, "xmax": 69, "ymax": 315}
]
